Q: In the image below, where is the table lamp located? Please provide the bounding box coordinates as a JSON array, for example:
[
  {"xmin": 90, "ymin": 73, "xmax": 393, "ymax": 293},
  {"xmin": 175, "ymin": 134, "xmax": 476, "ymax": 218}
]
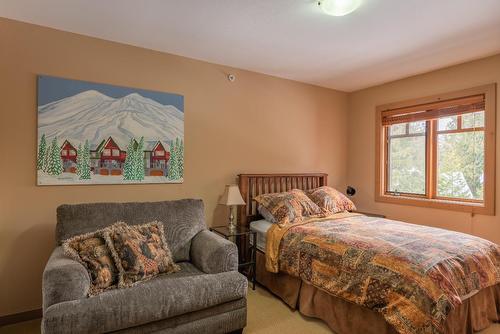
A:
[{"xmin": 219, "ymin": 184, "xmax": 246, "ymax": 231}]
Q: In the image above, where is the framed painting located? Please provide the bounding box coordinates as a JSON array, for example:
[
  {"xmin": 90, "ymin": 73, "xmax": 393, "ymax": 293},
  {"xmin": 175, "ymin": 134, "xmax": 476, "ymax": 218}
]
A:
[{"xmin": 37, "ymin": 75, "xmax": 184, "ymax": 185}]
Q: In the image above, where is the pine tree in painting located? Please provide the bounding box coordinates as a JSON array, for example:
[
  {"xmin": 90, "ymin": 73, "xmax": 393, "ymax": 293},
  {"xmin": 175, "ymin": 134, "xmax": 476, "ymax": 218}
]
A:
[
  {"xmin": 177, "ymin": 139, "xmax": 184, "ymax": 178},
  {"xmin": 131, "ymin": 140, "xmax": 140, "ymax": 180},
  {"xmin": 167, "ymin": 137, "xmax": 183, "ymax": 181},
  {"xmin": 76, "ymin": 143, "xmax": 83, "ymax": 178},
  {"xmin": 79, "ymin": 140, "xmax": 91, "ymax": 180},
  {"xmin": 37, "ymin": 134, "xmax": 47, "ymax": 170},
  {"xmin": 132, "ymin": 137, "xmax": 144, "ymax": 181},
  {"xmin": 134, "ymin": 137, "xmax": 145, "ymax": 181},
  {"xmin": 43, "ymin": 145, "xmax": 51, "ymax": 173},
  {"xmin": 47, "ymin": 137, "xmax": 63, "ymax": 176},
  {"xmin": 167, "ymin": 140, "xmax": 178, "ymax": 180},
  {"xmin": 123, "ymin": 137, "xmax": 145, "ymax": 181},
  {"xmin": 123, "ymin": 138, "xmax": 135, "ymax": 181}
]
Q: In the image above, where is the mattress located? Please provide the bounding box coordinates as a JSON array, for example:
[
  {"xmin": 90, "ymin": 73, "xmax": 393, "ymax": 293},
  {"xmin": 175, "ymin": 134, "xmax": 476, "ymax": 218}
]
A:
[{"xmin": 249, "ymin": 219, "xmax": 273, "ymax": 252}]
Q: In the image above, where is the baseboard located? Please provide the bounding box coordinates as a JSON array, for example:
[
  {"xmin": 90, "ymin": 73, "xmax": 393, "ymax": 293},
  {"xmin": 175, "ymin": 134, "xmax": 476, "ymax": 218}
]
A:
[{"xmin": 0, "ymin": 308, "xmax": 42, "ymax": 326}]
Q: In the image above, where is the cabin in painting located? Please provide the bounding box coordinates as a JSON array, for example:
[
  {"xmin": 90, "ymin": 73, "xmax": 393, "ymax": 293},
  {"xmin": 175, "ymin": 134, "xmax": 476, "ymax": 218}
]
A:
[
  {"xmin": 149, "ymin": 141, "xmax": 170, "ymax": 172},
  {"xmin": 95, "ymin": 137, "xmax": 127, "ymax": 175},
  {"xmin": 60, "ymin": 140, "xmax": 77, "ymax": 173}
]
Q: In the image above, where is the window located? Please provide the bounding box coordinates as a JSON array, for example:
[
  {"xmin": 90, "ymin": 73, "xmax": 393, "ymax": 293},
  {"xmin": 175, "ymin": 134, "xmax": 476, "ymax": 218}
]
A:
[
  {"xmin": 61, "ymin": 149, "xmax": 67, "ymax": 156},
  {"xmin": 387, "ymin": 121, "xmax": 427, "ymax": 195},
  {"xmin": 436, "ymin": 111, "xmax": 484, "ymax": 201},
  {"xmin": 102, "ymin": 149, "xmax": 111, "ymax": 156},
  {"xmin": 69, "ymin": 149, "xmax": 76, "ymax": 156},
  {"xmin": 376, "ymin": 84, "xmax": 496, "ymax": 215},
  {"xmin": 156, "ymin": 150, "xmax": 165, "ymax": 156},
  {"xmin": 112, "ymin": 149, "xmax": 120, "ymax": 156}
]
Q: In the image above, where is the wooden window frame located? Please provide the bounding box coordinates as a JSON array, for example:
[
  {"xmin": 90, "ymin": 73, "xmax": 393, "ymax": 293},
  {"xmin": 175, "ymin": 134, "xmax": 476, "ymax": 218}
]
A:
[{"xmin": 375, "ymin": 84, "xmax": 496, "ymax": 215}]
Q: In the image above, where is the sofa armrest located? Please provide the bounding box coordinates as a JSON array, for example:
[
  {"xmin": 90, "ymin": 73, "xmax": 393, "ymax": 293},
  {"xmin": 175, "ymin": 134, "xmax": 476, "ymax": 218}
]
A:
[
  {"xmin": 43, "ymin": 247, "xmax": 90, "ymax": 311},
  {"xmin": 190, "ymin": 230, "xmax": 238, "ymax": 274}
]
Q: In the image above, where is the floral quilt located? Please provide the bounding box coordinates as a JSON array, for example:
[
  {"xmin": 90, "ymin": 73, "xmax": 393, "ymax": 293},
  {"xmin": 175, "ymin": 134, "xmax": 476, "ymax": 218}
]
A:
[{"xmin": 266, "ymin": 213, "xmax": 500, "ymax": 334}]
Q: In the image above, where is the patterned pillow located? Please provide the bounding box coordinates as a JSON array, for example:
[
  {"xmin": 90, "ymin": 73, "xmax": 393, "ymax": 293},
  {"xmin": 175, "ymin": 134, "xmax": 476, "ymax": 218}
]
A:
[
  {"xmin": 62, "ymin": 223, "xmax": 125, "ymax": 296},
  {"xmin": 257, "ymin": 205, "xmax": 277, "ymax": 223},
  {"xmin": 254, "ymin": 189, "xmax": 323, "ymax": 226},
  {"xmin": 306, "ymin": 186, "xmax": 356, "ymax": 214},
  {"xmin": 104, "ymin": 221, "xmax": 180, "ymax": 288}
]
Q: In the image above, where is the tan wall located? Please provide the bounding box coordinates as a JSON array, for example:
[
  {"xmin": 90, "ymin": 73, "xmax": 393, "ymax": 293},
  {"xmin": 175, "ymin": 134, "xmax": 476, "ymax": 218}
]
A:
[
  {"xmin": 2, "ymin": 16, "xmax": 499, "ymax": 318},
  {"xmin": 347, "ymin": 54, "xmax": 500, "ymax": 243},
  {"xmin": 0, "ymin": 18, "xmax": 349, "ymax": 316}
]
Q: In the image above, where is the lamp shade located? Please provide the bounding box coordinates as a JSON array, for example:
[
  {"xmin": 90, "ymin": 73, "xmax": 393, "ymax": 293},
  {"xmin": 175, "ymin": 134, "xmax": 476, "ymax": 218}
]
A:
[{"xmin": 219, "ymin": 184, "xmax": 246, "ymax": 206}]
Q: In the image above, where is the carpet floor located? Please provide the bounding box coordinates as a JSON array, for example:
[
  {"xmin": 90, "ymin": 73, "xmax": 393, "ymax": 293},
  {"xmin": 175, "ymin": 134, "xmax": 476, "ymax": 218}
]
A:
[{"xmin": 1, "ymin": 285, "xmax": 500, "ymax": 334}]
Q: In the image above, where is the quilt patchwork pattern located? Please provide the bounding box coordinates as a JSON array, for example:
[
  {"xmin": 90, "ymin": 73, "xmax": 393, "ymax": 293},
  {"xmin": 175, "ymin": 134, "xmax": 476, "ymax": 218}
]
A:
[{"xmin": 274, "ymin": 215, "xmax": 500, "ymax": 334}]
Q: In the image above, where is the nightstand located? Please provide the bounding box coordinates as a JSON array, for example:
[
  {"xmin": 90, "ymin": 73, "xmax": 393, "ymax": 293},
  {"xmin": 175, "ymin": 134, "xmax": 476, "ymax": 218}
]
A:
[{"xmin": 210, "ymin": 225, "xmax": 256, "ymax": 290}]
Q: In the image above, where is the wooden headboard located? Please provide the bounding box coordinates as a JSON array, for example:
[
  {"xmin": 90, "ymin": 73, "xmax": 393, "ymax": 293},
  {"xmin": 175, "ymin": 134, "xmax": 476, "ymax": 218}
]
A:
[{"xmin": 237, "ymin": 173, "xmax": 328, "ymax": 227}]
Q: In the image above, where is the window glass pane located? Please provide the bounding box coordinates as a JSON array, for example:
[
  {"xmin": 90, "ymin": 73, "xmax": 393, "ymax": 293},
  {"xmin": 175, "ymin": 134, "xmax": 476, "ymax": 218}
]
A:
[
  {"xmin": 409, "ymin": 121, "xmax": 426, "ymax": 134},
  {"xmin": 388, "ymin": 134, "xmax": 426, "ymax": 195},
  {"xmin": 437, "ymin": 131, "xmax": 484, "ymax": 200},
  {"xmin": 462, "ymin": 111, "xmax": 484, "ymax": 129},
  {"xmin": 389, "ymin": 123, "xmax": 406, "ymax": 136},
  {"xmin": 438, "ymin": 116, "xmax": 458, "ymax": 131}
]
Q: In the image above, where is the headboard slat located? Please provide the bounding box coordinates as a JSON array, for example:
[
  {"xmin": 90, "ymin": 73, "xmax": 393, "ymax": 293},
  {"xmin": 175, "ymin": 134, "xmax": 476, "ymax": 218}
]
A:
[{"xmin": 237, "ymin": 173, "xmax": 328, "ymax": 227}]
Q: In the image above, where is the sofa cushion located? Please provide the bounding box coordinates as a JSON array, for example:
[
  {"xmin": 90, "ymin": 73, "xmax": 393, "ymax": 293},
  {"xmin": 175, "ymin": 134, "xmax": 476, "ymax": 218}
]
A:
[
  {"xmin": 104, "ymin": 221, "xmax": 180, "ymax": 287},
  {"xmin": 56, "ymin": 199, "xmax": 205, "ymax": 261},
  {"xmin": 113, "ymin": 298, "xmax": 247, "ymax": 334},
  {"xmin": 42, "ymin": 262, "xmax": 248, "ymax": 334}
]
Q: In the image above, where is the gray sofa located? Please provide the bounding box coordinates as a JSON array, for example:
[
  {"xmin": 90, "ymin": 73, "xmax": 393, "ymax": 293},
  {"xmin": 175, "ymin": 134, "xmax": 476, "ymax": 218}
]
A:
[{"xmin": 42, "ymin": 199, "xmax": 248, "ymax": 334}]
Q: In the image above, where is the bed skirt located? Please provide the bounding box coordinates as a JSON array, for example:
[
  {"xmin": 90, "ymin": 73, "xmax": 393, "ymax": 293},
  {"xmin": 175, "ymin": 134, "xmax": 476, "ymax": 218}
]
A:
[{"xmin": 255, "ymin": 251, "xmax": 500, "ymax": 334}]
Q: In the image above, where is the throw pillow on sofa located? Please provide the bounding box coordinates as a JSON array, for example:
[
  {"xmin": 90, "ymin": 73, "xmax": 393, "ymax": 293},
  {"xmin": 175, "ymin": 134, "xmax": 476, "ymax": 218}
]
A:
[
  {"xmin": 104, "ymin": 221, "xmax": 180, "ymax": 288},
  {"xmin": 62, "ymin": 223, "xmax": 125, "ymax": 296}
]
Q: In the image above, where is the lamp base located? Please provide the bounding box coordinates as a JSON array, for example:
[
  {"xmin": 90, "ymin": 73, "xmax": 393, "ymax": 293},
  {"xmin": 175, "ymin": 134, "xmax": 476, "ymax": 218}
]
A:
[{"xmin": 228, "ymin": 206, "xmax": 237, "ymax": 232}]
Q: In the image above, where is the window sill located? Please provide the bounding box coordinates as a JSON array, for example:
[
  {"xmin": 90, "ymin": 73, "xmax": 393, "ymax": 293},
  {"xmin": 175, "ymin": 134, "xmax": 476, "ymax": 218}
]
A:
[{"xmin": 375, "ymin": 194, "xmax": 494, "ymax": 215}]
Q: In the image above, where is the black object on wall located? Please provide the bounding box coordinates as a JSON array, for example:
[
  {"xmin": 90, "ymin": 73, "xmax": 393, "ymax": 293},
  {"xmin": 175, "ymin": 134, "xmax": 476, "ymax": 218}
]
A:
[{"xmin": 346, "ymin": 186, "xmax": 356, "ymax": 196}]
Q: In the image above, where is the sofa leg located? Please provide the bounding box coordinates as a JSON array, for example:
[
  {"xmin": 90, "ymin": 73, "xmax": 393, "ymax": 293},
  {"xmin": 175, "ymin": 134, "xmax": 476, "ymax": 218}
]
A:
[{"xmin": 229, "ymin": 329, "xmax": 243, "ymax": 334}]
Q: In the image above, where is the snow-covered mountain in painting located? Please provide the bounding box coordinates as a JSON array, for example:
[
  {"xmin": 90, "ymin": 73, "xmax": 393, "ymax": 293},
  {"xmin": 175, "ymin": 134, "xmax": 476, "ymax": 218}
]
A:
[{"xmin": 38, "ymin": 90, "xmax": 184, "ymax": 148}]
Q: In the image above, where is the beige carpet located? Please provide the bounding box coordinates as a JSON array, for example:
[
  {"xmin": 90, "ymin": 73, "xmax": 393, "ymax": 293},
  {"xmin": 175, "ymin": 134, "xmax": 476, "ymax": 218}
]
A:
[{"xmin": 2, "ymin": 285, "xmax": 500, "ymax": 334}]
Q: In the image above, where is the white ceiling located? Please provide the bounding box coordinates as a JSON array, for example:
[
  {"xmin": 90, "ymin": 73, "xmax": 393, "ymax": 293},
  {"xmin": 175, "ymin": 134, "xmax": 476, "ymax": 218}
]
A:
[{"xmin": 2, "ymin": 0, "xmax": 500, "ymax": 92}]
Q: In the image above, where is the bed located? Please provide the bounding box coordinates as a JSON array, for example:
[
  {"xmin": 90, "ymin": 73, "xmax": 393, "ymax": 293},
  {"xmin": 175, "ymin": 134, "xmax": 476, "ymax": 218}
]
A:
[{"xmin": 238, "ymin": 173, "xmax": 500, "ymax": 334}]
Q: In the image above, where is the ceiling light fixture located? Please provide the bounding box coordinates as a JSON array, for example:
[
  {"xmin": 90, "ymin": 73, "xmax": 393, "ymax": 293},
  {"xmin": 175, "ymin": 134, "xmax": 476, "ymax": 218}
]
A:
[{"xmin": 318, "ymin": 0, "xmax": 362, "ymax": 16}]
